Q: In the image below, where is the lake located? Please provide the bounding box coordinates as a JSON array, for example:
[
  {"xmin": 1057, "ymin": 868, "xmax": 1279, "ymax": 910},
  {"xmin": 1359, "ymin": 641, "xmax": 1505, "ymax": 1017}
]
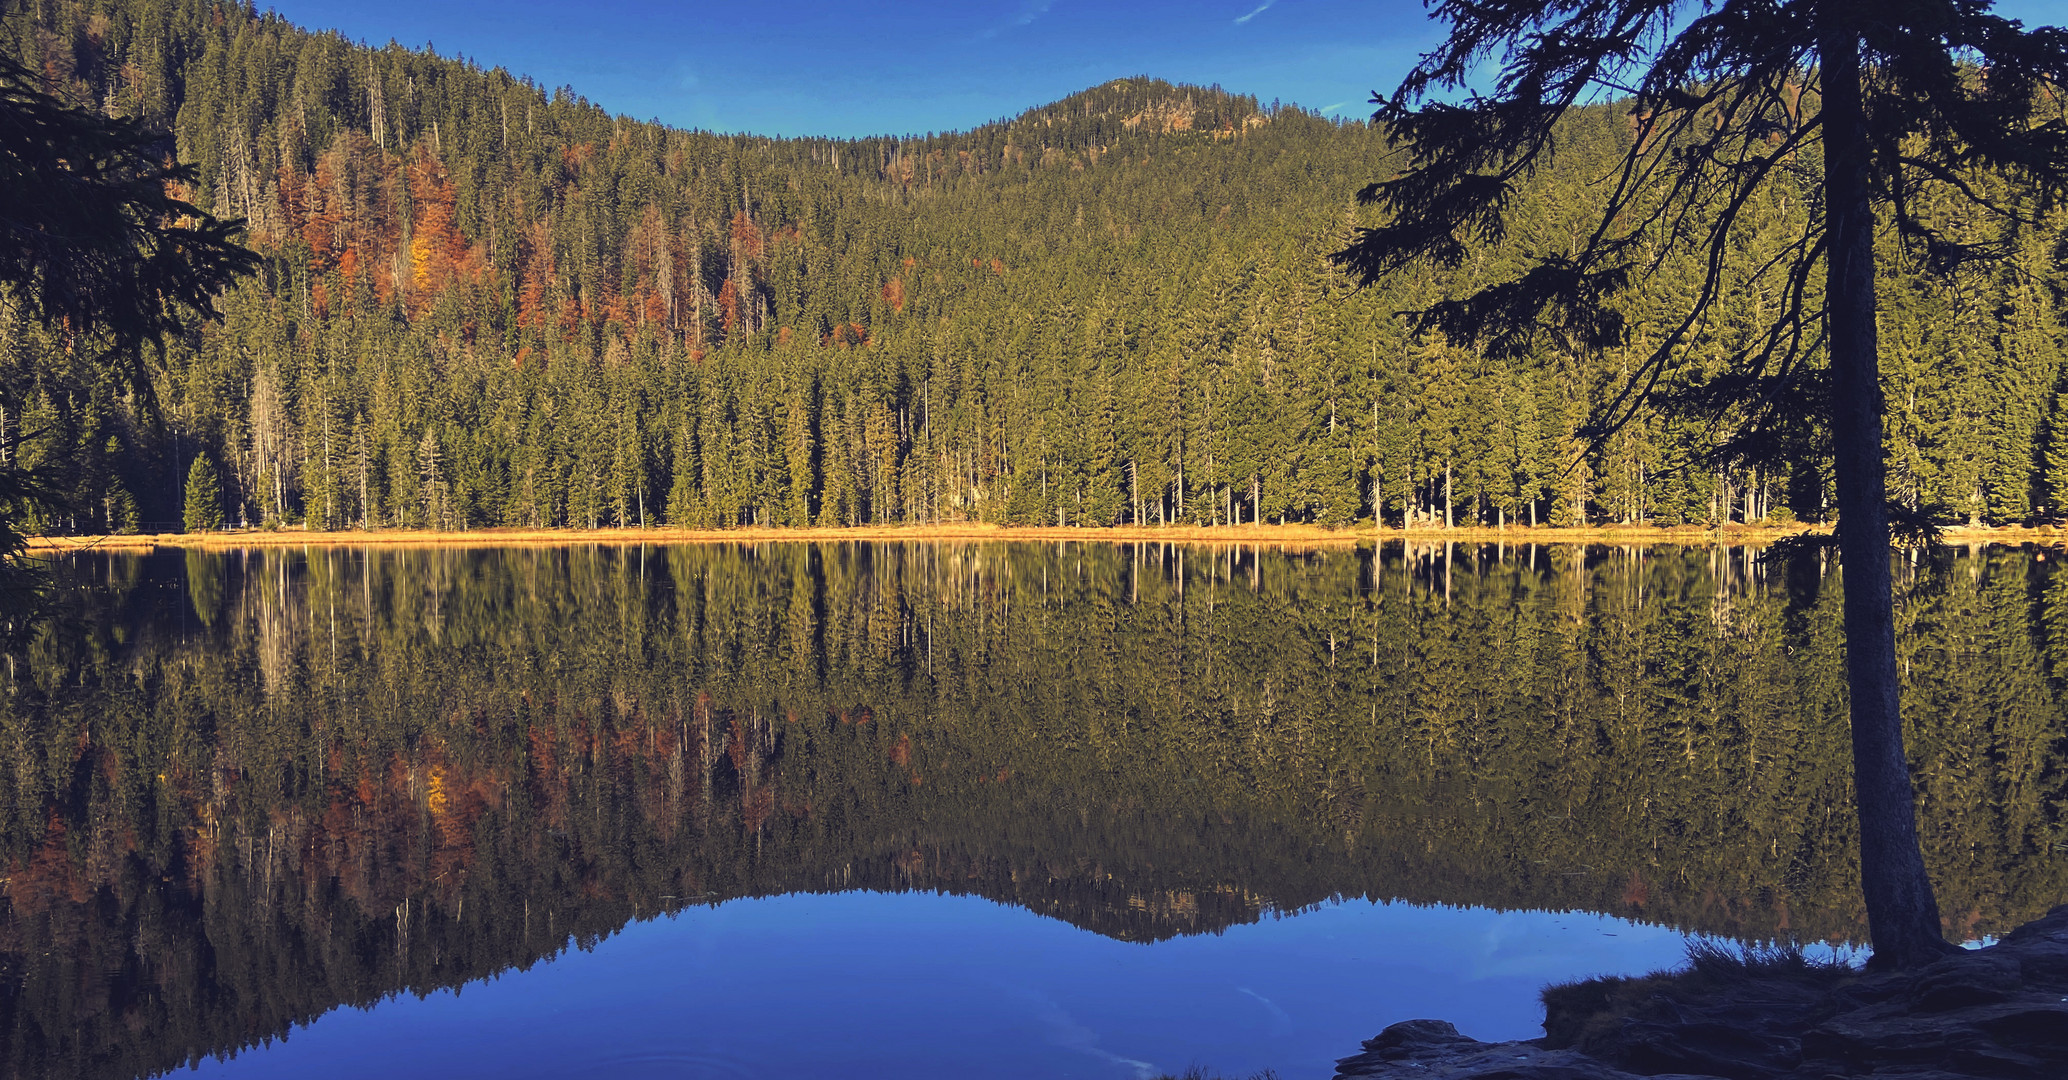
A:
[{"xmin": 3, "ymin": 541, "xmax": 2061, "ymax": 1079}]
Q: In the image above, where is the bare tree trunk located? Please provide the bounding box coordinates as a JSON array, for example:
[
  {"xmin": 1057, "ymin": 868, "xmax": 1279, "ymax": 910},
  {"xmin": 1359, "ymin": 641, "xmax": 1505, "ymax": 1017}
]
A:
[
  {"xmin": 1822, "ymin": 21, "xmax": 1952, "ymax": 970},
  {"xmin": 1443, "ymin": 464, "xmax": 1452, "ymax": 529},
  {"xmin": 1405, "ymin": 457, "xmax": 1414, "ymax": 527},
  {"xmin": 1130, "ymin": 459, "xmax": 1140, "ymax": 525}
]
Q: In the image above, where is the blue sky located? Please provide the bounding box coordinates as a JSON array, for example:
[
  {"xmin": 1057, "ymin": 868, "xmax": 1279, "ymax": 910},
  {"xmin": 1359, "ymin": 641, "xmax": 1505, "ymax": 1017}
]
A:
[
  {"xmin": 263, "ymin": 0, "xmax": 2068, "ymax": 140},
  {"xmin": 262, "ymin": 0, "xmax": 1439, "ymax": 137}
]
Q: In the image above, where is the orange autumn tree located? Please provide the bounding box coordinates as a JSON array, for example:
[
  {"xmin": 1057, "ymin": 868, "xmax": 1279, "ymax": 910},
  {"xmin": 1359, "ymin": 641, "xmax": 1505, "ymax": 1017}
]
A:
[
  {"xmin": 516, "ymin": 216, "xmax": 556, "ymax": 345},
  {"xmin": 720, "ymin": 209, "xmax": 765, "ymax": 343},
  {"xmin": 623, "ymin": 202, "xmax": 674, "ymax": 333},
  {"xmin": 406, "ymin": 147, "xmax": 472, "ymax": 315}
]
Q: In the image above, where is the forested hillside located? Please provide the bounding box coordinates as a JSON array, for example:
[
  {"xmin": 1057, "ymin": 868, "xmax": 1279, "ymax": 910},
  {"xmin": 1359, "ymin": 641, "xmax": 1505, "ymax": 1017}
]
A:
[{"xmin": 4, "ymin": 0, "xmax": 2065, "ymax": 534}]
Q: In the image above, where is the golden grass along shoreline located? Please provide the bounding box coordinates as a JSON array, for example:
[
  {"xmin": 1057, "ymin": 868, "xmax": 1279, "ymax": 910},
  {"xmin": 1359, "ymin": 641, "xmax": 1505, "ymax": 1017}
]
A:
[{"xmin": 21, "ymin": 520, "xmax": 2064, "ymax": 553}]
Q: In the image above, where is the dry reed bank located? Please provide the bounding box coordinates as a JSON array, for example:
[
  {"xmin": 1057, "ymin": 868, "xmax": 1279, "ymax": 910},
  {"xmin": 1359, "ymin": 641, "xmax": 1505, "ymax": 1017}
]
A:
[{"xmin": 23, "ymin": 521, "xmax": 2063, "ymax": 553}]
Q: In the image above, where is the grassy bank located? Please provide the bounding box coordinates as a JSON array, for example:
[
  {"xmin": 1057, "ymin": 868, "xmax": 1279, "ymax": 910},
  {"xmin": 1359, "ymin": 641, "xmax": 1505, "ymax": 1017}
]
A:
[{"xmin": 20, "ymin": 520, "xmax": 2059, "ymax": 553}]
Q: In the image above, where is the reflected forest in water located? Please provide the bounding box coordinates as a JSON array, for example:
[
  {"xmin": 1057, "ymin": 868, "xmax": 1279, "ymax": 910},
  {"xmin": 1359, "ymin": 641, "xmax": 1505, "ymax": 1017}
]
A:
[{"xmin": 3, "ymin": 541, "xmax": 2065, "ymax": 1078}]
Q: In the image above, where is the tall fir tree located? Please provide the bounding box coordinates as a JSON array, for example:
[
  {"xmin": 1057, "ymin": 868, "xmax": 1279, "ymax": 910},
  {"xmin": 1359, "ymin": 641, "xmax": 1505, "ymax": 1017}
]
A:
[{"xmin": 183, "ymin": 455, "xmax": 224, "ymax": 533}]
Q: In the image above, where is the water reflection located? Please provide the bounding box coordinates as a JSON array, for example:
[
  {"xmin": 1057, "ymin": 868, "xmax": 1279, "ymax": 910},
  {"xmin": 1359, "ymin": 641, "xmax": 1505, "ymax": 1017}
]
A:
[
  {"xmin": 2, "ymin": 541, "xmax": 2062, "ymax": 1079},
  {"xmin": 187, "ymin": 894, "xmax": 1693, "ymax": 1080}
]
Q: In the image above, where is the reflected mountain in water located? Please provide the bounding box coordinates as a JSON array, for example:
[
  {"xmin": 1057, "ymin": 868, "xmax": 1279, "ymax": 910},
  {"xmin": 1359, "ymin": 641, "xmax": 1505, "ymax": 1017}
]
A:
[{"xmin": 2, "ymin": 541, "xmax": 2063, "ymax": 1079}]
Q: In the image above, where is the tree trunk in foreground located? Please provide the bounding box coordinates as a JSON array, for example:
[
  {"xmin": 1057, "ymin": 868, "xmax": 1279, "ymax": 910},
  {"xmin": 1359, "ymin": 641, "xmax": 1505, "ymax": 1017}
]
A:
[{"xmin": 1821, "ymin": 19, "xmax": 1956, "ymax": 969}]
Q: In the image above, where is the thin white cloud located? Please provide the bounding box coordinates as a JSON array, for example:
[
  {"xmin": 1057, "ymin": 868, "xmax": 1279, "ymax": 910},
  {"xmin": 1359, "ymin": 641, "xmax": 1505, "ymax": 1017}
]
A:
[
  {"xmin": 1237, "ymin": 987, "xmax": 1294, "ymax": 1037},
  {"xmin": 1234, "ymin": 0, "xmax": 1277, "ymax": 24},
  {"xmin": 1318, "ymin": 100, "xmax": 1351, "ymax": 115},
  {"xmin": 982, "ymin": 0, "xmax": 1054, "ymax": 38}
]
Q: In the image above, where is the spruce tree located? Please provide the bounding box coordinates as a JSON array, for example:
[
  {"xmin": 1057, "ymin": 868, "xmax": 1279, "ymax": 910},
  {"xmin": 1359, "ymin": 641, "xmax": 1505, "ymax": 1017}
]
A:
[
  {"xmin": 0, "ymin": 47, "xmax": 253, "ymax": 566},
  {"xmin": 1336, "ymin": 0, "xmax": 2068, "ymax": 967},
  {"xmin": 183, "ymin": 455, "xmax": 224, "ymax": 533},
  {"xmin": 2044, "ymin": 391, "xmax": 2068, "ymax": 519}
]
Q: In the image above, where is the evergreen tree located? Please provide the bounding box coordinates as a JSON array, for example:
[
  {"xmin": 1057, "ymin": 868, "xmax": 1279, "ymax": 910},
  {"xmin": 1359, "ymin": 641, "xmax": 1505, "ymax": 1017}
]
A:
[
  {"xmin": 183, "ymin": 455, "xmax": 224, "ymax": 533},
  {"xmin": 1335, "ymin": 0, "xmax": 2068, "ymax": 967},
  {"xmin": 2043, "ymin": 391, "xmax": 2068, "ymax": 520},
  {"xmin": 0, "ymin": 41, "xmax": 254, "ymax": 566}
]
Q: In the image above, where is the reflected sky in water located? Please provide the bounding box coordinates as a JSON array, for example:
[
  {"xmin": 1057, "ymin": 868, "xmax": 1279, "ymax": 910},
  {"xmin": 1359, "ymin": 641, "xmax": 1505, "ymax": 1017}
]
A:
[{"xmin": 196, "ymin": 894, "xmax": 1692, "ymax": 1080}]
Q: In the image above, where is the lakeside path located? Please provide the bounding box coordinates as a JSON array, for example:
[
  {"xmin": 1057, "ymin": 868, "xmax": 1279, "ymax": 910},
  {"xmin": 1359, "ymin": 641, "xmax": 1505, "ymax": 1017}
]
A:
[{"xmin": 20, "ymin": 521, "xmax": 2068, "ymax": 552}]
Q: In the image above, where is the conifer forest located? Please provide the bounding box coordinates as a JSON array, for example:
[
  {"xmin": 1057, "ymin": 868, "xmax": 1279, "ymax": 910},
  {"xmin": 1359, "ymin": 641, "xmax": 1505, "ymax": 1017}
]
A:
[{"xmin": 7, "ymin": 0, "xmax": 2066, "ymax": 537}]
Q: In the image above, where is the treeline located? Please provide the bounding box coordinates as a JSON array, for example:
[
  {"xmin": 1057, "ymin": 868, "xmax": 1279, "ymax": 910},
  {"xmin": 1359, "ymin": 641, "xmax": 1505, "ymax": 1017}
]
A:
[
  {"xmin": 2, "ymin": 0, "xmax": 2066, "ymax": 537},
  {"xmin": 3, "ymin": 540, "xmax": 2065, "ymax": 1076}
]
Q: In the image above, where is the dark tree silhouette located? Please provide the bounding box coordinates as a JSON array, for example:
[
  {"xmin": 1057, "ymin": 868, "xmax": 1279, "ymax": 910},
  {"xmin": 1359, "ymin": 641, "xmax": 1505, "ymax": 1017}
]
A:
[
  {"xmin": 1337, "ymin": 0, "xmax": 2068, "ymax": 968},
  {"xmin": 0, "ymin": 48, "xmax": 256, "ymax": 565},
  {"xmin": 0, "ymin": 48, "xmax": 256, "ymax": 562},
  {"xmin": 0, "ymin": 55, "xmax": 255, "ymax": 368}
]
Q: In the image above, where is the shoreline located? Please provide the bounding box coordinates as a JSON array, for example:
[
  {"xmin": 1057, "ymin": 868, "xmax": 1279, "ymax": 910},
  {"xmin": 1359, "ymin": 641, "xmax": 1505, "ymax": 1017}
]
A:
[
  {"xmin": 1336, "ymin": 904, "xmax": 2068, "ymax": 1079},
  {"xmin": 20, "ymin": 520, "xmax": 2063, "ymax": 553}
]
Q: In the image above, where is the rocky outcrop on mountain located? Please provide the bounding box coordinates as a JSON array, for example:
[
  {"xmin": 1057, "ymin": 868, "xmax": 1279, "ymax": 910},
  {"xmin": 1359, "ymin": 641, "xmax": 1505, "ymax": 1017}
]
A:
[{"xmin": 1334, "ymin": 904, "xmax": 2068, "ymax": 1080}]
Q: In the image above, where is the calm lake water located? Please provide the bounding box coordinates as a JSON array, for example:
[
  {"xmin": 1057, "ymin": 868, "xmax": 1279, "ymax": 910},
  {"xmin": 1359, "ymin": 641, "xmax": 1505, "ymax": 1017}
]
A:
[{"xmin": 3, "ymin": 541, "xmax": 2062, "ymax": 1079}]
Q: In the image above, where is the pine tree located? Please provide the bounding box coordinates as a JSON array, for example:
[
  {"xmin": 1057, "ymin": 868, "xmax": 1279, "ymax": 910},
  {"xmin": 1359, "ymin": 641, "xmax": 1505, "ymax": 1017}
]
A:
[
  {"xmin": 783, "ymin": 371, "xmax": 817, "ymax": 527},
  {"xmin": 99, "ymin": 437, "xmax": 139, "ymax": 534},
  {"xmin": 184, "ymin": 455, "xmax": 225, "ymax": 533},
  {"xmin": 1335, "ymin": 0, "xmax": 2068, "ymax": 968},
  {"xmin": 2044, "ymin": 391, "xmax": 2068, "ymax": 521}
]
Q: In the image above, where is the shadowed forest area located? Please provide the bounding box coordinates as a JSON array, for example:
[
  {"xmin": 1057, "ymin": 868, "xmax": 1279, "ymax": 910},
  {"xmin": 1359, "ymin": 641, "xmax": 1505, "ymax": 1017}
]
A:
[
  {"xmin": 1, "ymin": 541, "xmax": 2063, "ymax": 1078},
  {"xmin": 4, "ymin": 0, "xmax": 2066, "ymax": 538}
]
